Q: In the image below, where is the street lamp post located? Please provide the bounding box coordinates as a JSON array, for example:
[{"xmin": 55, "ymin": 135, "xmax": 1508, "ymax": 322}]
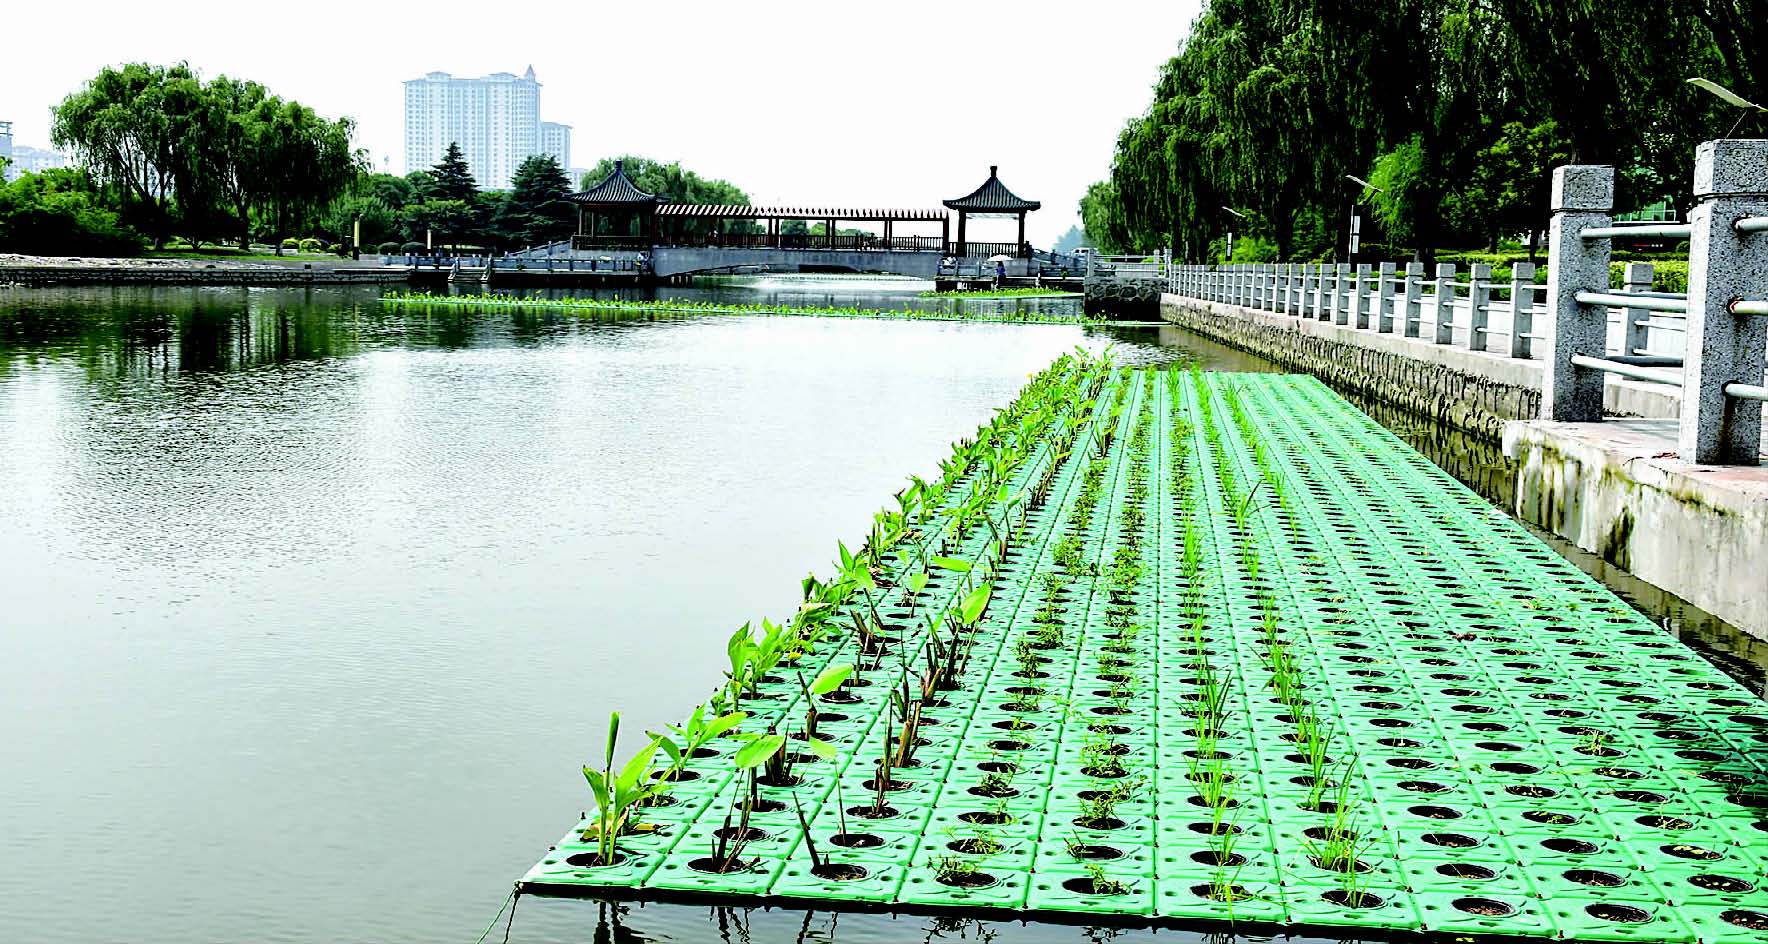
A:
[
  {"xmin": 1221, "ymin": 206, "xmax": 1247, "ymax": 262},
  {"xmin": 1343, "ymin": 174, "xmax": 1383, "ymax": 262}
]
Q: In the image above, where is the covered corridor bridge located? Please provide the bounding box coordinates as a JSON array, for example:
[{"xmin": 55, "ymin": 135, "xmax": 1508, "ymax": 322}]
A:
[{"xmin": 566, "ymin": 162, "xmax": 1040, "ymax": 275}]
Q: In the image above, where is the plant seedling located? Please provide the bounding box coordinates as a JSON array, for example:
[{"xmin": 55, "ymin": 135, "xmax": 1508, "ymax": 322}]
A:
[{"xmin": 578, "ymin": 712, "xmax": 666, "ymax": 859}]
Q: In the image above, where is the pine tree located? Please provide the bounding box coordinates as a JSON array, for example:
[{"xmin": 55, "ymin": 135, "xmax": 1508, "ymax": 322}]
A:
[
  {"xmin": 428, "ymin": 143, "xmax": 478, "ymax": 203},
  {"xmin": 503, "ymin": 154, "xmax": 574, "ymax": 246}
]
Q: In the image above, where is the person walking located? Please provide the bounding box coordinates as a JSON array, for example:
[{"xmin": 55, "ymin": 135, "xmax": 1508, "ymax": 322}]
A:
[{"xmin": 995, "ymin": 259, "xmax": 1006, "ymax": 288}]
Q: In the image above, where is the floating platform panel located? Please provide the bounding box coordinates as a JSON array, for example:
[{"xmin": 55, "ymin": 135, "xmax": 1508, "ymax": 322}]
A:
[{"xmin": 522, "ymin": 366, "xmax": 1768, "ymax": 941}]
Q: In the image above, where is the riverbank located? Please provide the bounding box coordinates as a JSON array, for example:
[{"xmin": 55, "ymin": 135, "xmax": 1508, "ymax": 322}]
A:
[
  {"xmin": 380, "ymin": 291, "xmax": 1105, "ymax": 324},
  {"xmin": 0, "ymin": 252, "xmax": 408, "ymax": 286}
]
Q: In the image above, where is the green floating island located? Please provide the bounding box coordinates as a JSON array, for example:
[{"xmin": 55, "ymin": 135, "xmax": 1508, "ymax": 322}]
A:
[
  {"xmin": 520, "ymin": 357, "xmax": 1768, "ymax": 942},
  {"xmin": 379, "ymin": 292, "xmax": 1091, "ymax": 324}
]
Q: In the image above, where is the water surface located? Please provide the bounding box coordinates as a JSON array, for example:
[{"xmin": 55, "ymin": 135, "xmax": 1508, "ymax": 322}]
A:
[{"xmin": 0, "ymin": 281, "xmax": 1757, "ymax": 944}]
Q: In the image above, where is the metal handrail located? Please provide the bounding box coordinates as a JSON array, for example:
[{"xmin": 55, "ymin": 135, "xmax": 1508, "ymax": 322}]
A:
[
  {"xmin": 1569, "ymin": 354, "xmax": 1683, "ymax": 386},
  {"xmin": 1580, "ymin": 224, "xmax": 1694, "ymax": 240},
  {"xmin": 1575, "ymin": 291, "xmax": 1688, "ymax": 313},
  {"xmin": 1730, "ymin": 299, "xmax": 1768, "ymax": 316},
  {"xmin": 1736, "ymin": 217, "xmax": 1768, "ymax": 235},
  {"xmin": 1725, "ymin": 383, "xmax": 1768, "ymax": 402}
]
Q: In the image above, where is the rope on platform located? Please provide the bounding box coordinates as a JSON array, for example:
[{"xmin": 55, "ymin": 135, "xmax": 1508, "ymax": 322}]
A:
[{"xmin": 471, "ymin": 886, "xmax": 519, "ymax": 944}]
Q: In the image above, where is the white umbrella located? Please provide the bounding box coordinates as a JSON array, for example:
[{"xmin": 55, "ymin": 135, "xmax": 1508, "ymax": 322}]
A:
[{"xmin": 987, "ymin": 254, "xmax": 1013, "ymax": 262}]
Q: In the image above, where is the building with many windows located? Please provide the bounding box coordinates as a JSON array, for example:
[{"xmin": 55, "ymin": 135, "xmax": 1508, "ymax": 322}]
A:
[
  {"xmin": 404, "ymin": 67, "xmax": 573, "ymax": 190},
  {"xmin": 539, "ymin": 122, "xmax": 572, "ymax": 175},
  {"xmin": 0, "ymin": 121, "xmax": 13, "ymax": 180}
]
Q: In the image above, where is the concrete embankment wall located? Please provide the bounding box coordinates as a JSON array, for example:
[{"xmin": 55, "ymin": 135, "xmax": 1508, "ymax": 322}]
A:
[
  {"xmin": 1161, "ymin": 292, "xmax": 1768, "ymax": 641},
  {"xmin": 1505, "ymin": 420, "xmax": 1768, "ymax": 641},
  {"xmin": 1158, "ymin": 293, "xmax": 1704, "ymax": 439},
  {"xmin": 0, "ymin": 265, "xmax": 410, "ymax": 287}
]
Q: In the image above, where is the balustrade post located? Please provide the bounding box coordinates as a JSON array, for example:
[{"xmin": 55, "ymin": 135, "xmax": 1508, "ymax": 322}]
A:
[
  {"xmin": 1466, "ymin": 263, "xmax": 1493, "ymax": 351},
  {"xmin": 1376, "ymin": 262, "xmax": 1397, "ymax": 333},
  {"xmin": 1332, "ymin": 263, "xmax": 1352, "ymax": 325},
  {"xmin": 1300, "ymin": 264, "xmax": 1315, "ymax": 318},
  {"xmin": 1353, "ymin": 264, "xmax": 1372, "ymax": 328},
  {"xmin": 1253, "ymin": 264, "xmax": 1266, "ymax": 310},
  {"xmin": 1403, "ymin": 262, "xmax": 1424, "ymax": 337},
  {"xmin": 1507, "ymin": 262, "xmax": 1536, "ymax": 358},
  {"xmin": 1433, "ymin": 263, "xmax": 1458, "ymax": 344},
  {"xmin": 1285, "ymin": 263, "xmax": 1299, "ymax": 315},
  {"xmin": 1541, "ymin": 164, "xmax": 1614, "ymax": 421},
  {"xmin": 1620, "ymin": 262, "xmax": 1654, "ymax": 357},
  {"xmin": 1680, "ymin": 139, "xmax": 1768, "ymax": 463},
  {"xmin": 1270, "ymin": 263, "xmax": 1283, "ymax": 311}
]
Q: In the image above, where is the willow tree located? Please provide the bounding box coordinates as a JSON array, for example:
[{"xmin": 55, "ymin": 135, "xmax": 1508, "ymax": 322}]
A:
[{"xmin": 51, "ymin": 63, "xmax": 207, "ymax": 247}]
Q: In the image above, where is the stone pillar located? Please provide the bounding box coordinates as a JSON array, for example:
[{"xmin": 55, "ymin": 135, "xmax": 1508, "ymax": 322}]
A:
[
  {"xmin": 1353, "ymin": 263, "xmax": 1372, "ymax": 328},
  {"xmin": 1376, "ymin": 262, "xmax": 1397, "ymax": 333},
  {"xmin": 1301, "ymin": 264, "xmax": 1316, "ymax": 318},
  {"xmin": 1680, "ymin": 139, "xmax": 1768, "ymax": 463},
  {"xmin": 1541, "ymin": 164, "xmax": 1614, "ymax": 422},
  {"xmin": 1620, "ymin": 262, "xmax": 1654, "ymax": 357},
  {"xmin": 1507, "ymin": 262, "xmax": 1537, "ymax": 358},
  {"xmin": 1403, "ymin": 262, "xmax": 1424, "ymax": 338},
  {"xmin": 1288, "ymin": 263, "xmax": 1302, "ymax": 315},
  {"xmin": 1433, "ymin": 263, "xmax": 1458, "ymax": 344},
  {"xmin": 1466, "ymin": 263, "xmax": 1493, "ymax": 351},
  {"xmin": 1329, "ymin": 265, "xmax": 1343, "ymax": 327}
]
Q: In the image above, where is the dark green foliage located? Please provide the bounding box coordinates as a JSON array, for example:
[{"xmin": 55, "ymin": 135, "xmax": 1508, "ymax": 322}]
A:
[
  {"xmin": 495, "ymin": 155, "xmax": 575, "ymax": 247},
  {"xmin": 427, "ymin": 143, "xmax": 478, "ymax": 203},
  {"xmin": 1093, "ymin": 0, "xmax": 1767, "ymax": 262},
  {"xmin": 0, "ymin": 167, "xmax": 145, "ymax": 256},
  {"xmin": 51, "ymin": 62, "xmax": 360, "ymax": 251}
]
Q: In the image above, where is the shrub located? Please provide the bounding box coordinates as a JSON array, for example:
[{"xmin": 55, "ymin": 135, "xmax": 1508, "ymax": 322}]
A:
[
  {"xmin": 400, "ymin": 241, "xmax": 425, "ymax": 254},
  {"xmin": 280, "ymin": 237, "xmax": 300, "ymax": 250},
  {"xmin": 377, "ymin": 241, "xmax": 402, "ymax": 255},
  {"xmin": 298, "ymin": 237, "xmax": 323, "ymax": 253}
]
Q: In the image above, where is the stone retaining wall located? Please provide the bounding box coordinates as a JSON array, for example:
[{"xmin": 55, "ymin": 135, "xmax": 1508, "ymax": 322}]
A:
[
  {"xmin": 0, "ymin": 266, "xmax": 410, "ymax": 287},
  {"xmin": 1161, "ymin": 294, "xmax": 1539, "ymax": 439}
]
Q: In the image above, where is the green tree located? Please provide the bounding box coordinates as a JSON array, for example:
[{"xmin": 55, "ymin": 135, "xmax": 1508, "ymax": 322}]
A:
[
  {"xmin": 51, "ymin": 62, "xmax": 207, "ymax": 248},
  {"xmin": 0, "ymin": 167, "xmax": 145, "ymax": 256},
  {"xmin": 495, "ymin": 155, "xmax": 577, "ymax": 247},
  {"xmin": 429, "ymin": 143, "xmax": 478, "ymax": 203}
]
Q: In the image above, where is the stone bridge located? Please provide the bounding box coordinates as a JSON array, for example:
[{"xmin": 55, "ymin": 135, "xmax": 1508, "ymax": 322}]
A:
[{"xmin": 649, "ymin": 247, "xmax": 943, "ymax": 279}]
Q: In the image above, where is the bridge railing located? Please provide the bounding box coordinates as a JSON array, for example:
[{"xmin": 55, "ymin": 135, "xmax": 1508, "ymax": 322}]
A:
[{"xmin": 1163, "ymin": 138, "xmax": 1767, "ymax": 465}]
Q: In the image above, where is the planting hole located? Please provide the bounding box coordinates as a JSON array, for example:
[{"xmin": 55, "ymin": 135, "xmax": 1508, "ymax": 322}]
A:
[
  {"xmin": 1523, "ymin": 810, "xmax": 1578, "ymax": 825},
  {"xmin": 1399, "ymin": 780, "xmax": 1449, "ymax": 794},
  {"xmin": 1062, "ymin": 876, "xmax": 1128, "ymax": 896},
  {"xmin": 1722, "ymin": 911, "xmax": 1768, "ymax": 930},
  {"xmin": 1422, "ymin": 832, "xmax": 1479, "ymax": 848},
  {"xmin": 1542, "ymin": 837, "xmax": 1599, "ymax": 854},
  {"xmin": 1506, "ymin": 784, "xmax": 1558, "ymax": 799},
  {"xmin": 565, "ymin": 851, "xmax": 627, "ymax": 868},
  {"xmin": 1564, "ymin": 869, "xmax": 1625, "ymax": 887},
  {"xmin": 1662, "ymin": 843, "xmax": 1724, "ymax": 860},
  {"xmin": 936, "ymin": 870, "xmax": 997, "ymax": 889},
  {"xmin": 1586, "ymin": 903, "xmax": 1652, "ymax": 924},
  {"xmin": 958, "ymin": 810, "xmax": 1012, "ymax": 826},
  {"xmin": 1408, "ymin": 805, "xmax": 1463, "ymax": 820},
  {"xmin": 1436, "ymin": 863, "xmax": 1496, "ymax": 880},
  {"xmin": 1068, "ymin": 844, "xmax": 1124, "ymax": 860},
  {"xmin": 1613, "ymin": 790, "xmax": 1667, "ymax": 803},
  {"xmin": 1388, "ymin": 757, "xmax": 1437, "ymax": 770},
  {"xmin": 829, "ymin": 832, "xmax": 883, "ymax": 849},
  {"xmin": 810, "ymin": 862, "xmax": 869, "ymax": 881},
  {"xmin": 1192, "ymin": 882, "xmax": 1254, "ymax": 902},
  {"xmin": 847, "ymin": 804, "xmax": 898, "ymax": 820},
  {"xmin": 1323, "ymin": 889, "xmax": 1385, "ymax": 909},
  {"xmin": 1191, "ymin": 850, "xmax": 1247, "ymax": 867},
  {"xmin": 1689, "ymin": 874, "xmax": 1755, "ymax": 893},
  {"xmin": 688, "ymin": 857, "xmax": 753, "ymax": 875},
  {"xmin": 1189, "ymin": 821, "xmax": 1243, "ymax": 836},
  {"xmin": 1492, "ymin": 762, "xmax": 1541, "ymax": 775},
  {"xmin": 1637, "ymin": 815, "xmax": 1694, "ymax": 830},
  {"xmin": 1453, "ymin": 897, "xmax": 1515, "ymax": 917}
]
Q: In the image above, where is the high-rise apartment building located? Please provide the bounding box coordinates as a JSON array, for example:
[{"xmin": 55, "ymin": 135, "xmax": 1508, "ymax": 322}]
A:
[
  {"xmin": 539, "ymin": 122, "xmax": 572, "ymax": 174},
  {"xmin": 405, "ymin": 67, "xmax": 570, "ymax": 190},
  {"xmin": 0, "ymin": 122, "xmax": 14, "ymax": 180}
]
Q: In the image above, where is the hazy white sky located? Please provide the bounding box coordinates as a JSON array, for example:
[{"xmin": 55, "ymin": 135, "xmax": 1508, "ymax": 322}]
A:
[{"xmin": 4, "ymin": 0, "xmax": 1200, "ymax": 245}]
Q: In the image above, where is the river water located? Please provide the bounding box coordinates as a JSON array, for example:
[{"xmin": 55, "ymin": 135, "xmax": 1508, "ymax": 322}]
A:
[{"xmin": 0, "ymin": 276, "xmax": 1759, "ymax": 944}]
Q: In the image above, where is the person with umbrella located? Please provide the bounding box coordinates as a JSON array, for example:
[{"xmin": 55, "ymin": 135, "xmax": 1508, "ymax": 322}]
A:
[{"xmin": 991, "ymin": 253, "xmax": 1010, "ymax": 289}]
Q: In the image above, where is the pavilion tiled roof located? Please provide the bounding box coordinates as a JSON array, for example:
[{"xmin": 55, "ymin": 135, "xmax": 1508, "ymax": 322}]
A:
[
  {"xmin": 943, "ymin": 166, "xmax": 1040, "ymax": 213},
  {"xmin": 567, "ymin": 161, "xmax": 662, "ymax": 205}
]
